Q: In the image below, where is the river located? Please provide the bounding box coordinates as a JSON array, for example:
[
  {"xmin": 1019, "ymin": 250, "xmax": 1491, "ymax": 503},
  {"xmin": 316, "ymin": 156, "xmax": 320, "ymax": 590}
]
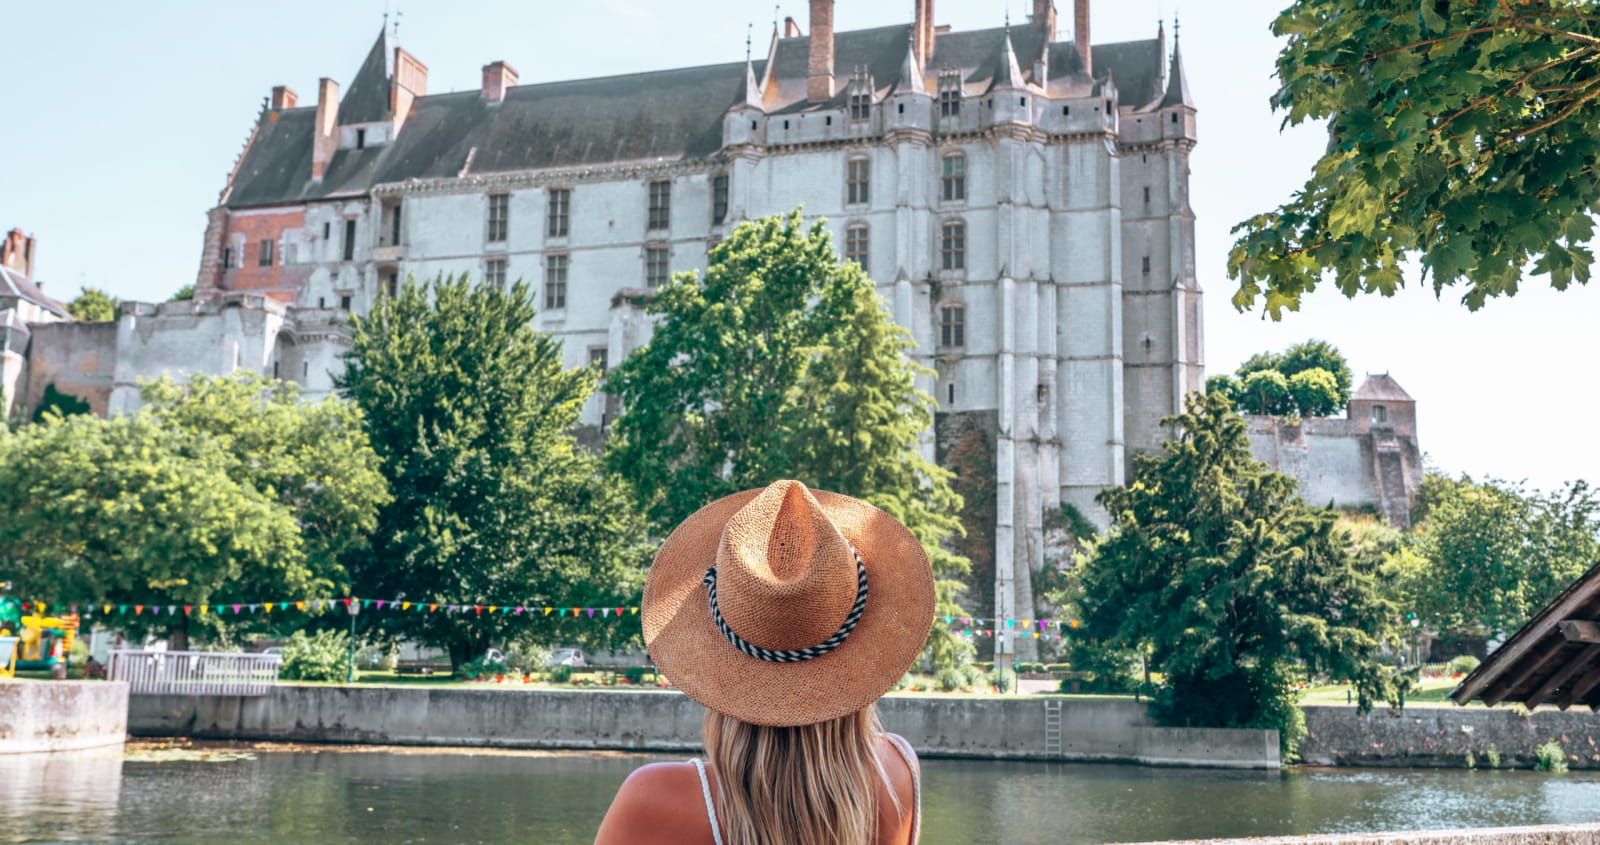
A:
[{"xmin": 2, "ymin": 745, "xmax": 1598, "ymax": 844}]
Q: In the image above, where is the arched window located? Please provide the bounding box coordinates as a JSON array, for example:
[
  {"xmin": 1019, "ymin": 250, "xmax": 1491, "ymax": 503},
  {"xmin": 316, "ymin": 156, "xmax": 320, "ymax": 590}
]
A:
[
  {"xmin": 941, "ymin": 154, "xmax": 966, "ymax": 202},
  {"xmin": 939, "ymin": 303, "xmax": 966, "ymax": 348},
  {"xmin": 940, "ymin": 220, "xmax": 966, "ymax": 271},
  {"xmin": 844, "ymin": 223, "xmax": 869, "ymax": 269}
]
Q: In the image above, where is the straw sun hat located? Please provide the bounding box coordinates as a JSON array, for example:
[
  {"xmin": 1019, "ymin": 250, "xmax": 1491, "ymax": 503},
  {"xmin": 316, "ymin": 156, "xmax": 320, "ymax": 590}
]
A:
[{"xmin": 643, "ymin": 480, "xmax": 936, "ymax": 727}]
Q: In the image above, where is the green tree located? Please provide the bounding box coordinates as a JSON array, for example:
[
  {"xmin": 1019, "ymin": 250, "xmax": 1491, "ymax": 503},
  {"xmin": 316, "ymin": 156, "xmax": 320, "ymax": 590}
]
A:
[
  {"xmin": 65, "ymin": 287, "xmax": 117, "ymax": 322},
  {"xmin": 1226, "ymin": 340, "xmax": 1354, "ymax": 418},
  {"xmin": 31, "ymin": 383, "xmax": 91, "ymax": 422},
  {"xmin": 1279, "ymin": 339, "xmax": 1354, "ymax": 402},
  {"xmin": 0, "ymin": 413, "xmax": 308, "ymax": 623},
  {"xmin": 168, "ymin": 284, "xmax": 196, "ymax": 302},
  {"xmin": 1287, "ymin": 368, "xmax": 1343, "ymax": 418},
  {"xmin": 1232, "ymin": 1, "xmax": 1600, "ymax": 316},
  {"xmin": 1240, "ymin": 369, "xmax": 1292, "ymax": 416},
  {"xmin": 1076, "ymin": 392, "xmax": 1400, "ymax": 753},
  {"xmin": 605, "ymin": 211, "xmax": 969, "ymax": 665},
  {"xmin": 338, "ymin": 274, "xmax": 650, "ymax": 668},
  {"xmin": 1407, "ymin": 473, "xmax": 1600, "ymax": 636}
]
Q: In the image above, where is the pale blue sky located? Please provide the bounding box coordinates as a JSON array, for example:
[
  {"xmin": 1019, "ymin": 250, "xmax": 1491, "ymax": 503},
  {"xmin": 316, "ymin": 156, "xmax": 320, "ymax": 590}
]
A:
[{"xmin": 4, "ymin": 0, "xmax": 1596, "ymax": 490}]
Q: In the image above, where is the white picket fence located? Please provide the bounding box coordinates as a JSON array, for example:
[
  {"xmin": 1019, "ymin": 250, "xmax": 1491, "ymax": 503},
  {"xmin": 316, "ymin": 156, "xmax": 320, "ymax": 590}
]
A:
[{"xmin": 108, "ymin": 649, "xmax": 282, "ymax": 696}]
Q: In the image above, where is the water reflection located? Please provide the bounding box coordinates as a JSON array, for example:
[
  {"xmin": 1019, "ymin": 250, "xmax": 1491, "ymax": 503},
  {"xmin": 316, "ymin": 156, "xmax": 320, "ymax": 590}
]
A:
[
  {"xmin": 0, "ymin": 748, "xmax": 123, "ymax": 842},
  {"xmin": 0, "ymin": 748, "xmax": 1596, "ymax": 844}
]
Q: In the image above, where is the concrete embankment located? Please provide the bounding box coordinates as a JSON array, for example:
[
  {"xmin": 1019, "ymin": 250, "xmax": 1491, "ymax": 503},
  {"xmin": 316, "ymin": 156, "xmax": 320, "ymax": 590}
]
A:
[
  {"xmin": 1131, "ymin": 823, "xmax": 1600, "ymax": 844},
  {"xmin": 128, "ymin": 687, "xmax": 1280, "ymax": 768},
  {"xmin": 1300, "ymin": 705, "xmax": 1600, "ymax": 769},
  {"xmin": 0, "ymin": 681, "xmax": 128, "ymax": 754}
]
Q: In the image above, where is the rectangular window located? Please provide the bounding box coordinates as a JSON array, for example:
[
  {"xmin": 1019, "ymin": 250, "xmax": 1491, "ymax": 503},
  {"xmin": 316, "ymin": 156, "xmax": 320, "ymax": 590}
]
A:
[
  {"xmin": 940, "ymin": 305, "xmax": 966, "ymax": 347},
  {"xmin": 485, "ymin": 258, "xmax": 508, "ymax": 289},
  {"xmin": 339, "ymin": 294, "xmax": 352, "ymax": 311},
  {"xmin": 1141, "ymin": 255, "xmax": 1151, "ymax": 274},
  {"xmin": 1143, "ymin": 186, "xmax": 1151, "ymax": 204},
  {"xmin": 390, "ymin": 202, "xmax": 403, "ymax": 245},
  {"xmin": 343, "ymin": 219, "xmax": 356, "ymax": 261},
  {"xmin": 646, "ymin": 246, "xmax": 670, "ymax": 288},
  {"xmin": 222, "ymin": 247, "xmax": 232, "ymax": 270},
  {"xmin": 847, "ymin": 159, "xmax": 870, "ymax": 206},
  {"xmin": 258, "ymin": 239, "xmax": 274, "ymax": 267},
  {"xmin": 1371, "ymin": 404, "xmax": 1388, "ymax": 424},
  {"xmin": 940, "ymin": 221, "xmax": 966, "ymax": 271},
  {"xmin": 941, "ymin": 155, "xmax": 966, "ymax": 202},
  {"xmin": 323, "ymin": 222, "xmax": 331, "ymax": 240},
  {"xmin": 487, "ymin": 193, "xmax": 510, "ymax": 242},
  {"xmin": 589, "ymin": 346, "xmax": 609, "ymax": 371},
  {"xmin": 648, "ymin": 180, "xmax": 672, "ymax": 230},
  {"xmin": 547, "ymin": 188, "xmax": 570, "ymax": 237},
  {"xmin": 356, "ymin": 128, "xmax": 366, "ymax": 149},
  {"xmin": 545, "ymin": 254, "xmax": 568, "ymax": 309},
  {"xmin": 849, "ymin": 91, "xmax": 871, "ymax": 122},
  {"xmin": 712, "ymin": 174, "xmax": 729, "ymax": 225},
  {"xmin": 845, "ymin": 224, "xmax": 869, "ymax": 269},
  {"xmin": 386, "ymin": 272, "xmax": 399, "ymax": 298},
  {"xmin": 939, "ymin": 71, "xmax": 962, "ymax": 118}
]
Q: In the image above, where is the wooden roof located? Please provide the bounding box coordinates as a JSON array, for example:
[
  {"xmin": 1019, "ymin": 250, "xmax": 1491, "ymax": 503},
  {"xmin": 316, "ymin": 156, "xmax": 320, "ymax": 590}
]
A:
[{"xmin": 1451, "ymin": 562, "xmax": 1600, "ymax": 710}]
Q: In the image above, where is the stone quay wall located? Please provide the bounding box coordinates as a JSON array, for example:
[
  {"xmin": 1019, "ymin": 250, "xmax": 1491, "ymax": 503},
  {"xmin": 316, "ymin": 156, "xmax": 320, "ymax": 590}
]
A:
[
  {"xmin": 0, "ymin": 681, "xmax": 129, "ymax": 754},
  {"xmin": 128, "ymin": 687, "xmax": 1280, "ymax": 769},
  {"xmin": 1300, "ymin": 705, "xmax": 1600, "ymax": 769}
]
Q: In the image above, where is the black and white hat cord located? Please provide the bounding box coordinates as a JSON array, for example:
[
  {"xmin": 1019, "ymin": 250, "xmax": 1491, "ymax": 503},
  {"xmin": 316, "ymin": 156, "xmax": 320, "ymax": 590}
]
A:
[{"xmin": 702, "ymin": 544, "xmax": 870, "ymax": 663}]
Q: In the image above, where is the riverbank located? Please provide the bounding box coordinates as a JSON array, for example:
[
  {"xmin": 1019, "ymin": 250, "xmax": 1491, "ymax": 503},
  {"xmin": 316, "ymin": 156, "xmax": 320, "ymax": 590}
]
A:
[
  {"xmin": 0, "ymin": 681, "xmax": 127, "ymax": 754},
  {"xmin": 128, "ymin": 685, "xmax": 1281, "ymax": 768},
  {"xmin": 1300, "ymin": 705, "xmax": 1600, "ymax": 770}
]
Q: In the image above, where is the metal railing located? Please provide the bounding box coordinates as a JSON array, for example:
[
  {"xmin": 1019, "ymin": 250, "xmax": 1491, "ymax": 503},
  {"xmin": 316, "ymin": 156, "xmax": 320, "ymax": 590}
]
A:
[{"xmin": 108, "ymin": 649, "xmax": 281, "ymax": 696}]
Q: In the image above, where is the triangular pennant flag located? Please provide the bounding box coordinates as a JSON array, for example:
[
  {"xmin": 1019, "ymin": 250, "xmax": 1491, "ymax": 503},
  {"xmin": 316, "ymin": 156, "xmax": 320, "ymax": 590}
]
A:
[
  {"xmin": 559, "ymin": 608, "xmax": 568, "ymax": 617},
  {"xmin": 615, "ymin": 607, "xmax": 623, "ymax": 616},
  {"xmin": 401, "ymin": 602, "xmax": 411, "ymax": 610},
  {"xmin": 447, "ymin": 605, "xmax": 458, "ymax": 613},
  {"xmin": 502, "ymin": 606, "xmax": 512, "ymax": 614},
  {"xmin": 488, "ymin": 606, "xmax": 498, "ymax": 614},
  {"xmin": 363, "ymin": 599, "xmax": 373, "ymax": 608},
  {"xmin": 167, "ymin": 605, "xmax": 176, "ymax": 615},
  {"xmin": 514, "ymin": 606, "xmax": 525, "ymax": 614},
  {"xmin": 184, "ymin": 605, "xmax": 193, "ymax": 615},
  {"xmin": 263, "ymin": 603, "xmax": 272, "ymax": 614},
  {"xmin": 474, "ymin": 605, "xmax": 484, "ymax": 615},
  {"xmin": 135, "ymin": 605, "xmax": 144, "ymax": 615},
  {"xmin": 69, "ymin": 605, "xmax": 77, "ymax": 614},
  {"xmin": 586, "ymin": 608, "xmax": 595, "ymax": 618},
  {"xmin": 233, "ymin": 604, "xmax": 242, "ymax": 614},
  {"xmin": 602, "ymin": 608, "xmax": 612, "ymax": 617},
  {"xmin": 295, "ymin": 601, "xmax": 305, "ymax": 611},
  {"xmin": 151, "ymin": 606, "xmax": 161, "ymax": 616},
  {"xmin": 544, "ymin": 607, "xmax": 553, "ymax": 616},
  {"xmin": 375, "ymin": 600, "xmax": 386, "ymax": 610},
  {"xmin": 429, "ymin": 603, "xmax": 438, "ymax": 612},
  {"xmin": 631, "ymin": 607, "xmax": 639, "ymax": 615},
  {"xmin": 104, "ymin": 605, "xmax": 112, "ymax": 615}
]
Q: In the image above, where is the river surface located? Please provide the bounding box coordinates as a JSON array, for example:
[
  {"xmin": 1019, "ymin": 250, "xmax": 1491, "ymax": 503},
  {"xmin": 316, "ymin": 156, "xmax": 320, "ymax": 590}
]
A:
[{"xmin": 3, "ymin": 745, "xmax": 1599, "ymax": 844}]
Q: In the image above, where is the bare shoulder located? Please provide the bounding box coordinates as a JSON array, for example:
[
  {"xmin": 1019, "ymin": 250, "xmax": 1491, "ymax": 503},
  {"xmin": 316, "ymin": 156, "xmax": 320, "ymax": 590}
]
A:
[{"xmin": 593, "ymin": 761, "xmax": 708, "ymax": 845}]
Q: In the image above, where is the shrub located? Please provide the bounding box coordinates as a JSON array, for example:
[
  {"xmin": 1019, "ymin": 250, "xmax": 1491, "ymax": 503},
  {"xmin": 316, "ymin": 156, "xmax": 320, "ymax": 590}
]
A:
[
  {"xmin": 1046, "ymin": 663, "xmax": 1073, "ymax": 673},
  {"xmin": 1534, "ymin": 741, "xmax": 1569, "ymax": 773},
  {"xmin": 455, "ymin": 653, "xmax": 507, "ymax": 681},
  {"xmin": 935, "ymin": 667, "xmax": 968, "ymax": 691},
  {"xmin": 550, "ymin": 664, "xmax": 576, "ymax": 684},
  {"xmin": 1464, "ymin": 751, "xmax": 1476, "ymax": 770},
  {"xmin": 1486, "ymin": 745, "xmax": 1501, "ymax": 769},
  {"xmin": 504, "ymin": 642, "xmax": 551, "ymax": 674},
  {"xmin": 623, "ymin": 666, "xmax": 649, "ymax": 684},
  {"xmin": 1447, "ymin": 655, "xmax": 1481, "ymax": 676},
  {"xmin": 961, "ymin": 664, "xmax": 989, "ymax": 688},
  {"xmin": 279, "ymin": 630, "xmax": 349, "ymax": 682}
]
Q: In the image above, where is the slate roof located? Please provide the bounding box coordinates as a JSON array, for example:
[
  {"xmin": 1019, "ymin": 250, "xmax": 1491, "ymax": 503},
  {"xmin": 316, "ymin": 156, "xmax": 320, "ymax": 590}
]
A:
[
  {"xmin": 1351, "ymin": 374, "xmax": 1415, "ymax": 403},
  {"xmin": 339, "ymin": 30, "xmax": 393, "ymax": 125},
  {"xmin": 0, "ymin": 308, "xmax": 29, "ymax": 334},
  {"xmin": 222, "ymin": 24, "xmax": 1166, "ymax": 209},
  {"xmin": 0, "ymin": 265, "xmax": 68, "ymax": 319}
]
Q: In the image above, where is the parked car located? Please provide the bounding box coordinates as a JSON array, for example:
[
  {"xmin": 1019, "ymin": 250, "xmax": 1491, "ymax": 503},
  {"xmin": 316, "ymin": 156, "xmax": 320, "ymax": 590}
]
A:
[{"xmin": 548, "ymin": 648, "xmax": 587, "ymax": 667}]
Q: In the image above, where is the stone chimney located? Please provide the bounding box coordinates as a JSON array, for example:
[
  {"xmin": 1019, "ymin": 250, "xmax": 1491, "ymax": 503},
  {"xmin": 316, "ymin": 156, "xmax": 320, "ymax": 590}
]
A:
[
  {"xmin": 1032, "ymin": 0, "xmax": 1057, "ymax": 38},
  {"xmin": 1, "ymin": 229, "xmax": 35, "ymax": 279},
  {"xmin": 482, "ymin": 61, "xmax": 518, "ymax": 103},
  {"xmin": 913, "ymin": 0, "xmax": 935, "ymax": 69},
  {"xmin": 271, "ymin": 85, "xmax": 298, "ymax": 110},
  {"xmin": 391, "ymin": 47, "xmax": 428, "ymax": 130},
  {"xmin": 808, "ymin": 0, "xmax": 835, "ymax": 102},
  {"xmin": 1076, "ymin": 0, "xmax": 1091, "ymax": 77},
  {"xmin": 312, "ymin": 78, "xmax": 339, "ymax": 181}
]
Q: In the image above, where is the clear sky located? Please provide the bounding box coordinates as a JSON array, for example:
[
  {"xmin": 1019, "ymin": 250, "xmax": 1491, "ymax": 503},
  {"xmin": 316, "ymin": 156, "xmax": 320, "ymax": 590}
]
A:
[{"xmin": 4, "ymin": 0, "xmax": 1596, "ymax": 490}]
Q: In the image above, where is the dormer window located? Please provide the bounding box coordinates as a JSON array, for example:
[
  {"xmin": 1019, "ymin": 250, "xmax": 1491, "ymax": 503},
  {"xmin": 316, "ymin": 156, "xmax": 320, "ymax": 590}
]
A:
[
  {"xmin": 356, "ymin": 128, "xmax": 366, "ymax": 149},
  {"xmin": 1371, "ymin": 404, "xmax": 1388, "ymax": 424},
  {"xmin": 938, "ymin": 69, "xmax": 962, "ymax": 118},
  {"xmin": 848, "ymin": 67, "xmax": 874, "ymax": 123}
]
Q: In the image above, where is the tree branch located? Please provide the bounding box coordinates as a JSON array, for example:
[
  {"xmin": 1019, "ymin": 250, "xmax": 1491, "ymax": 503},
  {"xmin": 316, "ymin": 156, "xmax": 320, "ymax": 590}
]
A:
[{"xmin": 1434, "ymin": 47, "xmax": 1596, "ymax": 134}]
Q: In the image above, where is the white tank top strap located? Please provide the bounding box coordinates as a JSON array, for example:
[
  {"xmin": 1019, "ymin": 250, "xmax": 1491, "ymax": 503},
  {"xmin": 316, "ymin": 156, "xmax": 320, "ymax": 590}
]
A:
[
  {"xmin": 689, "ymin": 758, "xmax": 725, "ymax": 845},
  {"xmin": 883, "ymin": 733, "xmax": 923, "ymax": 844}
]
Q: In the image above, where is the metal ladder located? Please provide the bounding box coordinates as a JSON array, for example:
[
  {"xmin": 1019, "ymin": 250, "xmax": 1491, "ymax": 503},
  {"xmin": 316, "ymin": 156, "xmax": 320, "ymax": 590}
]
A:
[{"xmin": 1042, "ymin": 700, "xmax": 1063, "ymax": 757}]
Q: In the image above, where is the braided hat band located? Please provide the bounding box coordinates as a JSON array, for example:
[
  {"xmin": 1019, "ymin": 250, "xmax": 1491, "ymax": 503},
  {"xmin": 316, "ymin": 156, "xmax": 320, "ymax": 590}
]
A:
[{"xmin": 702, "ymin": 543, "xmax": 869, "ymax": 663}]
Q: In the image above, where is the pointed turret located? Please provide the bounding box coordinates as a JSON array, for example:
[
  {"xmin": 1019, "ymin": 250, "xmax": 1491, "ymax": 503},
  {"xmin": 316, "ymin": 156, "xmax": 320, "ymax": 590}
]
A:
[
  {"xmin": 988, "ymin": 29, "xmax": 1026, "ymax": 91},
  {"xmin": 1158, "ymin": 22, "xmax": 1192, "ymax": 109},
  {"xmin": 339, "ymin": 29, "xmax": 393, "ymax": 125},
  {"xmin": 735, "ymin": 54, "xmax": 764, "ymax": 109},
  {"xmin": 892, "ymin": 30, "xmax": 926, "ymax": 95}
]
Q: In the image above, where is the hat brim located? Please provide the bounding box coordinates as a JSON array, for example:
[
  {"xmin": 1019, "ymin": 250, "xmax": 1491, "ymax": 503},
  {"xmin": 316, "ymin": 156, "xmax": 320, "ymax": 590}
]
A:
[{"xmin": 643, "ymin": 487, "xmax": 936, "ymax": 727}]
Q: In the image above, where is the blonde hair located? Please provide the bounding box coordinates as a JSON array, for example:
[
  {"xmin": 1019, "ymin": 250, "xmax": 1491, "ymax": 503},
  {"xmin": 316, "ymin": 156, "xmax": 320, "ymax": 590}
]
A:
[{"xmin": 702, "ymin": 705, "xmax": 902, "ymax": 845}]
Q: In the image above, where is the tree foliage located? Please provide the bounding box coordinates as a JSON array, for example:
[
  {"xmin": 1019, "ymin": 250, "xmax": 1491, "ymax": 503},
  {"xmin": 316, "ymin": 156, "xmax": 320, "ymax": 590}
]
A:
[
  {"xmin": 1076, "ymin": 392, "xmax": 1401, "ymax": 752},
  {"xmin": 1233, "ymin": 1, "xmax": 1600, "ymax": 316},
  {"xmin": 31, "ymin": 383, "xmax": 91, "ymax": 422},
  {"xmin": 65, "ymin": 287, "xmax": 117, "ymax": 323},
  {"xmin": 168, "ymin": 284, "xmax": 196, "ymax": 302},
  {"xmin": 0, "ymin": 372, "xmax": 387, "ymax": 647},
  {"xmin": 1400, "ymin": 473, "xmax": 1600, "ymax": 636},
  {"xmin": 338, "ymin": 274, "xmax": 650, "ymax": 668},
  {"xmin": 1209, "ymin": 339, "xmax": 1353, "ymax": 418},
  {"xmin": 605, "ymin": 211, "xmax": 970, "ymax": 664}
]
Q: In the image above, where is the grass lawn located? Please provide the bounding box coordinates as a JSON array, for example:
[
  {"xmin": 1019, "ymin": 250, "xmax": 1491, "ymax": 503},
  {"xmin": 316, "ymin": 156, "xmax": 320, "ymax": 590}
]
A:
[{"xmin": 1300, "ymin": 676, "xmax": 1464, "ymax": 707}]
